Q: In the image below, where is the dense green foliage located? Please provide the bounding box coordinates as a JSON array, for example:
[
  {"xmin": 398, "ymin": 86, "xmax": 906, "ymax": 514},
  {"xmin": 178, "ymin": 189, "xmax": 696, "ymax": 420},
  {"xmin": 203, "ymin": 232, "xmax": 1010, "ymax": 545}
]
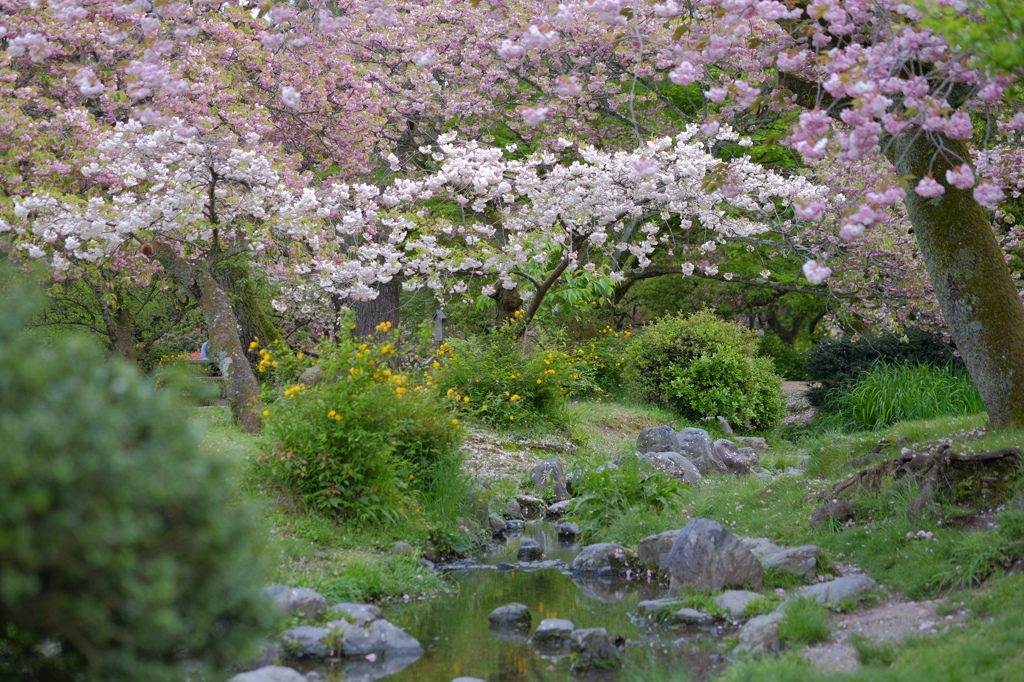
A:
[
  {"xmin": 566, "ymin": 455, "xmax": 687, "ymax": 543},
  {"xmin": 0, "ymin": 278, "xmax": 272, "ymax": 682},
  {"xmin": 776, "ymin": 597, "xmax": 833, "ymax": 645},
  {"xmin": 258, "ymin": 333, "xmax": 463, "ymax": 522},
  {"xmin": 837, "ymin": 362, "xmax": 985, "ymax": 430},
  {"xmin": 803, "ymin": 329, "xmax": 960, "ymax": 407},
  {"xmin": 623, "ymin": 311, "xmax": 785, "ymax": 430},
  {"xmin": 434, "ymin": 332, "xmax": 577, "ymax": 430}
]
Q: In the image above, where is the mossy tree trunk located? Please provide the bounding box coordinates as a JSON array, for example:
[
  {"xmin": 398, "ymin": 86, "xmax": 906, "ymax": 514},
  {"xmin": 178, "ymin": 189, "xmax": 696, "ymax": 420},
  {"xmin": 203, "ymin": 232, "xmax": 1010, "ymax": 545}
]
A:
[
  {"xmin": 885, "ymin": 133, "xmax": 1024, "ymax": 428},
  {"xmin": 213, "ymin": 256, "xmax": 288, "ymax": 357},
  {"xmin": 149, "ymin": 243, "xmax": 262, "ymax": 433}
]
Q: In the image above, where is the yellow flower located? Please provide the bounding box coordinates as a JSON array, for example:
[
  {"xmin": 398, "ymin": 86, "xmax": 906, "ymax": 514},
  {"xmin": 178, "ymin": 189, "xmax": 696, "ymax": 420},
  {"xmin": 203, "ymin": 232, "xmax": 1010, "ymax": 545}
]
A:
[
  {"xmin": 509, "ymin": 415, "xmax": 515, "ymax": 420},
  {"xmin": 249, "ymin": 341, "xmax": 258, "ymax": 349},
  {"xmin": 271, "ymin": 361, "xmax": 278, "ymax": 367},
  {"xmin": 447, "ymin": 388, "xmax": 454, "ymax": 396},
  {"xmin": 328, "ymin": 410, "xmax": 337, "ymax": 418},
  {"xmin": 463, "ymin": 396, "xmax": 470, "ymax": 403},
  {"xmin": 262, "ymin": 410, "xmax": 269, "ymax": 416},
  {"xmin": 334, "ymin": 414, "xmax": 341, "ymax": 421},
  {"xmin": 536, "ymin": 379, "xmax": 542, "ymax": 384},
  {"xmin": 296, "ymin": 353, "xmax": 304, "ymax": 360},
  {"xmin": 510, "ymin": 394, "xmax": 521, "ymax": 401},
  {"xmin": 432, "ymin": 361, "xmax": 441, "ymax": 369}
]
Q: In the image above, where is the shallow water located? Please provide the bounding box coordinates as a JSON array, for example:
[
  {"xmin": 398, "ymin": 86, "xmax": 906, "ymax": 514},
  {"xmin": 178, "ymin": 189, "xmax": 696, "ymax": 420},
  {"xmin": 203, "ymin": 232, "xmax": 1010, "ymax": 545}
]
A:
[{"xmin": 298, "ymin": 523, "xmax": 732, "ymax": 681}]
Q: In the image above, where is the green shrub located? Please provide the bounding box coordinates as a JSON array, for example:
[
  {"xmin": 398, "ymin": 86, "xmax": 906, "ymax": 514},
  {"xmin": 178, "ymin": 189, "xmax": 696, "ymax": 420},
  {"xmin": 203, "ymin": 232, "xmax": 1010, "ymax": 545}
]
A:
[
  {"xmin": 566, "ymin": 455, "xmax": 687, "ymax": 543},
  {"xmin": 839, "ymin": 361, "xmax": 984, "ymax": 430},
  {"xmin": 804, "ymin": 329, "xmax": 960, "ymax": 407},
  {"xmin": 434, "ymin": 333, "xmax": 581, "ymax": 429},
  {"xmin": 259, "ymin": 333, "xmax": 463, "ymax": 522},
  {"xmin": 776, "ymin": 597, "xmax": 833, "ymax": 645},
  {"xmin": 623, "ymin": 311, "xmax": 785, "ymax": 430},
  {"xmin": 564, "ymin": 324, "xmax": 634, "ymax": 397},
  {"xmin": 0, "ymin": 279, "xmax": 272, "ymax": 682}
]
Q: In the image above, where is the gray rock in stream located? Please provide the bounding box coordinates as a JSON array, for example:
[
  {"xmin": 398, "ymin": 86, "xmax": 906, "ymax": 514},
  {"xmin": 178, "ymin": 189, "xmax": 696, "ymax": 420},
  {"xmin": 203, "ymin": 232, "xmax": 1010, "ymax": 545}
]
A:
[
  {"xmin": 546, "ymin": 499, "xmax": 571, "ymax": 518},
  {"xmin": 488, "ymin": 603, "xmax": 532, "ymax": 633},
  {"xmin": 557, "ymin": 521, "xmax": 579, "ymax": 539},
  {"xmin": 323, "ymin": 618, "xmax": 424, "ymax": 659},
  {"xmin": 280, "ymin": 626, "xmax": 331, "ymax": 659},
  {"xmin": 531, "ymin": 618, "xmax": 575, "ymax": 647},
  {"xmin": 570, "ymin": 628, "xmax": 622, "ymax": 673},
  {"xmin": 488, "ymin": 512, "xmax": 508, "ymax": 536},
  {"xmin": 263, "ymin": 584, "xmax": 328, "ymax": 620},
  {"xmin": 762, "ymin": 545, "xmax": 819, "ymax": 579},
  {"xmin": 531, "ymin": 458, "xmax": 570, "ymax": 502},
  {"xmin": 736, "ymin": 611, "xmax": 785, "ymax": 654},
  {"xmin": 637, "ymin": 530, "xmax": 681, "ymax": 570},
  {"xmin": 571, "ymin": 543, "xmax": 637, "ymax": 576},
  {"xmin": 517, "ymin": 538, "xmax": 544, "ymax": 561},
  {"xmin": 328, "ymin": 603, "xmax": 383, "ymax": 626},
  {"xmin": 505, "ymin": 519, "xmax": 526, "ymax": 534},
  {"xmin": 515, "ymin": 494, "xmax": 547, "ymax": 520},
  {"xmin": 229, "ymin": 666, "xmax": 308, "ymax": 682},
  {"xmin": 666, "ymin": 518, "xmax": 762, "ymax": 591}
]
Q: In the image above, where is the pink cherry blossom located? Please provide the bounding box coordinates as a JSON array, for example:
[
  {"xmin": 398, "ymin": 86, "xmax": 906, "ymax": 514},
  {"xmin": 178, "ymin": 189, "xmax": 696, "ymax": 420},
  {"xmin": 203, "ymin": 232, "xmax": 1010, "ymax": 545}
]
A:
[
  {"xmin": 945, "ymin": 164, "xmax": 975, "ymax": 190},
  {"xmin": 974, "ymin": 182, "xmax": 1004, "ymax": 209},
  {"xmin": 915, "ymin": 176, "xmax": 945, "ymax": 198},
  {"xmin": 802, "ymin": 260, "xmax": 833, "ymax": 285}
]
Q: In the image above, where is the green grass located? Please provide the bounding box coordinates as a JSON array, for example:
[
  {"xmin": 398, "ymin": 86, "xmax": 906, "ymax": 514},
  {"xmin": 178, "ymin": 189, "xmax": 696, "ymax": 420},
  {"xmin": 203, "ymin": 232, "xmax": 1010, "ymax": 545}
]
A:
[{"xmin": 776, "ymin": 597, "xmax": 833, "ymax": 645}]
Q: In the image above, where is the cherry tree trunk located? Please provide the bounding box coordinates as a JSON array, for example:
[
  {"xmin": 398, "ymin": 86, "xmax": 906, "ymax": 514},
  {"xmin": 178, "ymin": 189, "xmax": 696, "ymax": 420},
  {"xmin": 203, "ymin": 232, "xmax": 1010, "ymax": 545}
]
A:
[
  {"xmin": 352, "ymin": 280, "xmax": 400, "ymax": 339},
  {"xmin": 150, "ymin": 244, "xmax": 263, "ymax": 433},
  {"xmin": 885, "ymin": 134, "xmax": 1024, "ymax": 428}
]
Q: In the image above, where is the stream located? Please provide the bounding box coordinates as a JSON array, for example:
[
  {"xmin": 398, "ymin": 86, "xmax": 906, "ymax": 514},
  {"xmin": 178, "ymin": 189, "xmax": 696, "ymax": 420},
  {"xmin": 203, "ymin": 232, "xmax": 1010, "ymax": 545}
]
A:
[{"xmin": 298, "ymin": 522, "xmax": 733, "ymax": 681}]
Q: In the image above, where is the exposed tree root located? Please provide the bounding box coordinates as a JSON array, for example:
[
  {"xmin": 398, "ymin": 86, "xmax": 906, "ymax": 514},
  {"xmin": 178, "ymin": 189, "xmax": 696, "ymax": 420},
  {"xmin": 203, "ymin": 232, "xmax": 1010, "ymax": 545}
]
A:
[{"xmin": 814, "ymin": 445, "xmax": 1021, "ymax": 524}]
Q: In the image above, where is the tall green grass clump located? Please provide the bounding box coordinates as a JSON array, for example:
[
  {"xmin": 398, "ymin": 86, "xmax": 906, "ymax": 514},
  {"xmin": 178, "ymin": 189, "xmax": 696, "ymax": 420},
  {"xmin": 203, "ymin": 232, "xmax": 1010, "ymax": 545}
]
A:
[
  {"xmin": 623, "ymin": 311, "xmax": 785, "ymax": 430},
  {"xmin": 840, "ymin": 361, "xmax": 984, "ymax": 430},
  {"xmin": 0, "ymin": 275, "xmax": 272, "ymax": 682},
  {"xmin": 258, "ymin": 330, "xmax": 463, "ymax": 523}
]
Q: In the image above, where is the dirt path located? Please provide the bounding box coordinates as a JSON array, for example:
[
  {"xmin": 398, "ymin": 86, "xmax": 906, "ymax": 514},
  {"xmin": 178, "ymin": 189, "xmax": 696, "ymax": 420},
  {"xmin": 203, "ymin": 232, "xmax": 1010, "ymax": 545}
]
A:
[{"xmin": 800, "ymin": 598, "xmax": 968, "ymax": 672}]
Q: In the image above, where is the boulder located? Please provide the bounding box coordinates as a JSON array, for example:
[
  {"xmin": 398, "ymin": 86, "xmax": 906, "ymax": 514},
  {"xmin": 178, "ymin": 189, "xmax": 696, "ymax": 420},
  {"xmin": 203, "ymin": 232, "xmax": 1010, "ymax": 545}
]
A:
[
  {"xmin": 733, "ymin": 436, "xmax": 769, "ymax": 454},
  {"xmin": 263, "ymin": 584, "xmax": 328, "ymax": 621},
  {"xmin": 735, "ymin": 612, "xmax": 784, "ymax": 654},
  {"xmin": 517, "ymin": 538, "xmax": 544, "ymax": 562},
  {"xmin": 228, "ymin": 666, "xmax": 308, "ymax": 682},
  {"xmin": 637, "ymin": 426, "xmax": 679, "ymax": 455},
  {"xmin": 530, "ymin": 459, "xmax": 570, "ymax": 502},
  {"xmin": 546, "ymin": 500, "xmax": 571, "ymax": 518},
  {"xmin": 637, "ymin": 530, "xmax": 681, "ymax": 571},
  {"xmin": 504, "ymin": 498, "xmax": 522, "ymax": 520},
  {"xmin": 488, "ymin": 512, "xmax": 508, "ymax": 536},
  {"xmin": 796, "ymin": 575, "xmax": 878, "ymax": 605},
  {"xmin": 810, "ymin": 499, "xmax": 856, "ymax": 529},
  {"xmin": 638, "ymin": 451, "xmax": 702, "ymax": 485},
  {"xmin": 669, "ymin": 607, "xmax": 715, "ymax": 626},
  {"xmin": 328, "ymin": 603, "xmax": 383, "ymax": 627},
  {"xmin": 298, "ymin": 364, "xmax": 323, "ymax": 387},
  {"xmin": 488, "ymin": 603, "xmax": 532, "ymax": 633},
  {"xmin": 571, "ymin": 543, "xmax": 637, "ymax": 576},
  {"xmin": 712, "ymin": 439, "xmax": 759, "ymax": 475},
  {"xmin": 391, "ymin": 541, "xmax": 414, "ymax": 555},
  {"xmin": 676, "ymin": 428, "xmax": 720, "ymax": 475},
  {"xmin": 713, "ymin": 590, "xmax": 764, "ymax": 619},
  {"xmin": 569, "ymin": 628, "xmax": 622, "ymax": 673},
  {"xmin": 557, "ymin": 521, "xmax": 579, "ymax": 540},
  {"xmin": 741, "ymin": 537, "xmax": 785, "ymax": 558},
  {"xmin": 323, "ymin": 618, "xmax": 424, "ymax": 658},
  {"xmin": 666, "ymin": 518, "xmax": 762, "ymax": 591},
  {"xmin": 280, "ymin": 626, "xmax": 331, "ymax": 659},
  {"xmin": 531, "ymin": 618, "xmax": 575, "ymax": 647},
  {"xmin": 515, "ymin": 494, "xmax": 547, "ymax": 521},
  {"xmin": 762, "ymin": 546, "xmax": 819, "ymax": 579},
  {"xmin": 636, "ymin": 597, "xmax": 682, "ymax": 617},
  {"xmin": 505, "ymin": 519, "xmax": 526, "ymax": 534}
]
